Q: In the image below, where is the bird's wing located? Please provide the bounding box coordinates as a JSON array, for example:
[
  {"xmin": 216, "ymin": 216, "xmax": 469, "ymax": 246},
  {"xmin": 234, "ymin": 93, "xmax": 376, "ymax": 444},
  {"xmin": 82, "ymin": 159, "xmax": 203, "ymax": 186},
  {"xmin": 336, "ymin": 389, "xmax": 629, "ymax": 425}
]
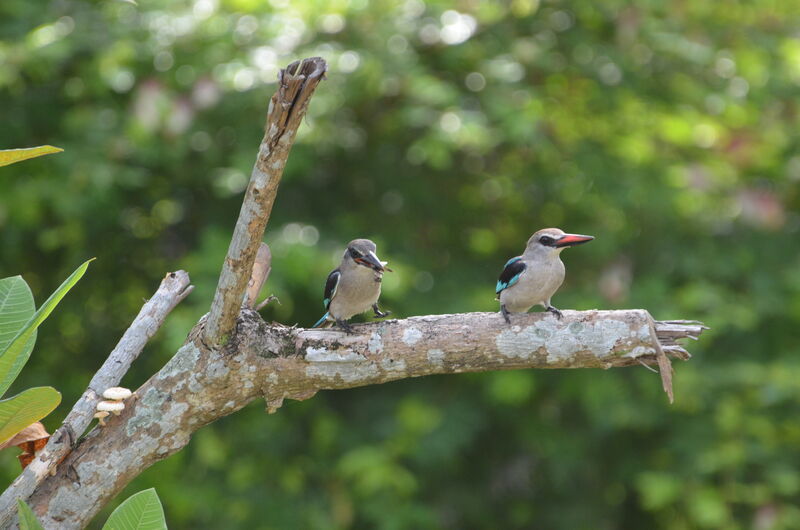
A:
[
  {"xmin": 323, "ymin": 269, "xmax": 341, "ymax": 309},
  {"xmin": 496, "ymin": 257, "xmax": 526, "ymax": 295}
]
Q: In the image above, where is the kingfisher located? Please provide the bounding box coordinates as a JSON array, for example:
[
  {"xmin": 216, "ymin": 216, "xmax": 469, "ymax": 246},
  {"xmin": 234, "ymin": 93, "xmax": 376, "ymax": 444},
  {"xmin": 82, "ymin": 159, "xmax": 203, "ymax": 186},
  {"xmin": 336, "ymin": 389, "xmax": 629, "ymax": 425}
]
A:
[
  {"xmin": 495, "ymin": 228, "xmax": 594, "ymax": 324},
  {"xmin": 312, "ymin": 239, "xmax": 392, "ymax": 332}
]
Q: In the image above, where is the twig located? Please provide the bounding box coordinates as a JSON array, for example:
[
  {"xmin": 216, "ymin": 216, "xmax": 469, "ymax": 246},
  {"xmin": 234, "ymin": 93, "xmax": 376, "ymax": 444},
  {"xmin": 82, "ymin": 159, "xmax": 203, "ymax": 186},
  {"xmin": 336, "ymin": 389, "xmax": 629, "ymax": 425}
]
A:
[
  {"xmin": 244, "ymin": 243, "xmax": 271, "ymax": 309},
  {"xmin": 255, "ymin": 295, "xmax": 279, "ymax": 311},
  {"xmin": 204, "ymin": 57, "xmax": 327, "ymax": 346},
  {"xmin": 648, "ymin": 316, "xmax": 674, "ymax": 404},
  {"xmin": 0, "ymin": 271, "xmax": 192, "ymax": 528},
  {"xmin": 637, "ymin": 359, "xmax": 659, "ymax": 373}
]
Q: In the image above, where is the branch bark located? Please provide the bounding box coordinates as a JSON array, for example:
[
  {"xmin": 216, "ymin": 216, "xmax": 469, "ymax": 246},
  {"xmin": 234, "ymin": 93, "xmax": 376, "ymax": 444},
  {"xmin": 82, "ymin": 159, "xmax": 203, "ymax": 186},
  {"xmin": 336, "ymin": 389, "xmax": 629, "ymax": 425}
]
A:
[
  {"xmin": 21, "ymin": 309, "xmax": 704, "ymax": 529},
  {"xmin": 204, "ymin": 57, "xmax": 327, "ymax": 346},
  {"xmin": 0, "ymin": 271, "xmax": 192, "ymax": 528}
]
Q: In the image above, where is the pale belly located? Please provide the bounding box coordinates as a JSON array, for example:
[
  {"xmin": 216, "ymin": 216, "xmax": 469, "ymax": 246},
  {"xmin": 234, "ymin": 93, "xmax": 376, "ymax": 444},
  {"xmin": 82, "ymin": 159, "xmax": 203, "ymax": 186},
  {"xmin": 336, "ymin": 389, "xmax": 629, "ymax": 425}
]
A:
[
  {"xmin": 329, "ymin": 269, "xmax": 382, "ymax": 320},
  {"xmin": 499, "ymin": 261, "xmax": 565, "ymax": 313}
]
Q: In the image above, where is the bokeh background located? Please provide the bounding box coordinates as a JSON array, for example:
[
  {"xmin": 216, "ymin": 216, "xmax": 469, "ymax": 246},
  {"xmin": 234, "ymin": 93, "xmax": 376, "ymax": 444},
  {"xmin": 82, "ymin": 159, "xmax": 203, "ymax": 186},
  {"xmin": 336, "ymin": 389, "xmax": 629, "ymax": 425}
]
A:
[{"xmin": 2, "ymin": 0, "xmax": 800, "ymax": 528}]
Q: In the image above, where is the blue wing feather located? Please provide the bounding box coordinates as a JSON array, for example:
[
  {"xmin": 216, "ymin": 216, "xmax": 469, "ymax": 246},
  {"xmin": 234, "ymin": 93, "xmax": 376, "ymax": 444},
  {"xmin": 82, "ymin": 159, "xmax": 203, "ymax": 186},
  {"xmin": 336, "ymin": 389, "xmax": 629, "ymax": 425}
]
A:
[
  {"xmin": 313, "ymin": 269, "xmax": 341, "ymax": 328},
  {"xmin": 322, "ymin": 269, "xmax": 341, "ymax": 309},
  {"xmin": 313, "ymin": 312, "xmax": 330, "ymax": 328},
  {"xmin": 496, "ymin": 257, "xmax": 525, "ymax": 294}
]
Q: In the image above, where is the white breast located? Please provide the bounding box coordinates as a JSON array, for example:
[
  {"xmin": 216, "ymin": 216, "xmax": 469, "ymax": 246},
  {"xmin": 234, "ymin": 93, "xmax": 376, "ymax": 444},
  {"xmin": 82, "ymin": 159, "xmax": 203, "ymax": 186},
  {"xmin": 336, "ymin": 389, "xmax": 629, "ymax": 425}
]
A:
[
  {"xmin": 329, "ymin": 266, "xmax": 382, "ymax": 320},
  {"xmin": 500, "ymin": 257, "xmax": 565, "ymax": 313}
]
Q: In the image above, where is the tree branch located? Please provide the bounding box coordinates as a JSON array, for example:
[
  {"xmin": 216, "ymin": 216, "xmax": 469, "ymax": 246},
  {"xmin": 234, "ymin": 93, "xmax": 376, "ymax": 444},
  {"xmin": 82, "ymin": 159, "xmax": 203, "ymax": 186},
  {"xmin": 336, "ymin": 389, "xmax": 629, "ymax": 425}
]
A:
[
  {"xmin": 22, "ymin": 309, "xmax": 704, "ymax": 529},
  {"xmin": 0, "ymin": 271, "xmax": 192, "ymax": 528},
  {"xmin": 204, "ymin": 57, "xmax": 327, "ymax": 346}
]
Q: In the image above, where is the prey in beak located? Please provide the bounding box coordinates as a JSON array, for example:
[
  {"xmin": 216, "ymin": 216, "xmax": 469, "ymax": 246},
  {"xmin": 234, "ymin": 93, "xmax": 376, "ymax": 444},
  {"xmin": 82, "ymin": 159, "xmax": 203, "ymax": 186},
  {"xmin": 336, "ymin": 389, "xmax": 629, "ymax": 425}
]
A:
[
  {"xmin": 313, "ymin": 238, "xmax": 393, "ymax": 332},
  {"xmin": 354, "ymin": 250, "xmax": 391, "ymax": 272}
]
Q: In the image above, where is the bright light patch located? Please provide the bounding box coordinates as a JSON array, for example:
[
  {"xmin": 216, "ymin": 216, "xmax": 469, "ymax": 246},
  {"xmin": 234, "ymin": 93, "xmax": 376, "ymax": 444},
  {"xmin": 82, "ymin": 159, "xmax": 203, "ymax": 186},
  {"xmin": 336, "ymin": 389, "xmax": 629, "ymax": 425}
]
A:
[
  {"xmin": 299, "ymin": 226, "xmax": 320, "ymax": 246},
  {"xmin": 439, "ymin": 112, "xmax": 462, "ymax": 133},
  {"xmin": 193, "ymin": 0, "xmax": 217, "ymax": 19},
  {"xmin": 110, "ymin": 71, "xmax": 135, "ymax": 93},
  {"xmin": 233, "ymin": 68, "xmax": 256, "ymax": 91},
  {"xmin": 319, "ymin": 14, "xmax": 345, "ymax": 34},
  {"xmin": 252, "ymin": 46, "xmax": 277, "ymax": 70},
  {"xmin": 339, "ymin": 51, "xmax": 361, "ymax": 73},
  {"xmin": 440, "ymin": 10, "xmax": 476, "ymax": 45},
  {"xmin": 465, "ymin": 72, "xmax": 486, "ymax": 91}
]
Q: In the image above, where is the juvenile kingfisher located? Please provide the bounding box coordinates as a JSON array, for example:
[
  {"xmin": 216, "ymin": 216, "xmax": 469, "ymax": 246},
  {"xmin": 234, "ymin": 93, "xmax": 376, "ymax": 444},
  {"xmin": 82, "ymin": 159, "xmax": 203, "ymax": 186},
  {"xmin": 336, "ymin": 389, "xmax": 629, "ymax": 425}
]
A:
[
  {"xmin": 495, "ymin": 228, "xmax": 594, "ymax": 324},
  {"xmin": 312, "ymin": 239, "xmax": 392, "ymax": 332}
]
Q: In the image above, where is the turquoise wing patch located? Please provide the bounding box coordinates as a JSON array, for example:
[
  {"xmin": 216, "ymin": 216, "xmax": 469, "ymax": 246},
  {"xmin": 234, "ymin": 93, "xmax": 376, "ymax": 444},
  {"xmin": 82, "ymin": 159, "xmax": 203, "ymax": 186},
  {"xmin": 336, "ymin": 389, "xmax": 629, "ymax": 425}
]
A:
[
  {"xmin": 496, "ymin": 257, "xmax": 525, "ymax": 294},
  {"xmin": 323, "ymin": 270, "xmax": 340, "ymax": 309}
]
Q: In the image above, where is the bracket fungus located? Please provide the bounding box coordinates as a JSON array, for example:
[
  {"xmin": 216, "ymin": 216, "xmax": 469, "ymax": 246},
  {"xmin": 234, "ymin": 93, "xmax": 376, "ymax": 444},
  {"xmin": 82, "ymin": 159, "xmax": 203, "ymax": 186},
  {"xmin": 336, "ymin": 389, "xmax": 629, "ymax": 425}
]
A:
[
  {"xmin": 93, "ymin": 411, "xmax": 110, "ymax": 426},
  {"xmin": 94, "ymin": 386, "xmax": 132, "ymax": 424},
  {"xmin": 102, "ymin": 387, "xmax": 132, "ymax": 401},
  {"xmin": 96, "ymin": 401, "xmax": 125, "ymax": 415}
]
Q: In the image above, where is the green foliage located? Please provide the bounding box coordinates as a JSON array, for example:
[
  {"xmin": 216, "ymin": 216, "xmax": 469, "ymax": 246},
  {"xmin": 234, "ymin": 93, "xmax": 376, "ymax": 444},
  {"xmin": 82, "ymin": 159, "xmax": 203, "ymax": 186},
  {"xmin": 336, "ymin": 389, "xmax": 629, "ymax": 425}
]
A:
[
  {"xmin": 0, "ymin": 277, "xmax": 36, "ymax": 390},
  {"xmin": 0, "ymin": 259, "xmax": 92, "ymax": 397},
  {"xmin": 103, "ymin": 488, "xmax": 167, "ymax": 530},
  {"xmin": 17, "ymin": 489, "xmax": 167, "ymax": 530},
  {"xmin": 0, "ymin": 388, "xmax": 60, "ymax": 444},
  {"xmin": 2, "ymin": 0, "xmax": 799, "ymax": 529},
  {"xmin": 16, "ymin": 499, "xmax": 43, "ymax": 530},
  {"xmin": 0, "ymin": 146, "xmax": 63, "ymax": 167},
  {"xmin": 0, "ymin": 260, "xmax": 90, "ymax": 444}
]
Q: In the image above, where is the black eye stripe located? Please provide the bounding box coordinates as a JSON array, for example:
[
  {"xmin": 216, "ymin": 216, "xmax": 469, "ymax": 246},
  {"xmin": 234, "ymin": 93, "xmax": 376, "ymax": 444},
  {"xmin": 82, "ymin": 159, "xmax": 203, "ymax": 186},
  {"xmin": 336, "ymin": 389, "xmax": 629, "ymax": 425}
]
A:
[
  {"xmin": 539, "ymin": 236, "xmax": 555, "ymax": 246},
  {"xmin": 349, "ymin": 248, "xmax": 362, "ymax": 259}
]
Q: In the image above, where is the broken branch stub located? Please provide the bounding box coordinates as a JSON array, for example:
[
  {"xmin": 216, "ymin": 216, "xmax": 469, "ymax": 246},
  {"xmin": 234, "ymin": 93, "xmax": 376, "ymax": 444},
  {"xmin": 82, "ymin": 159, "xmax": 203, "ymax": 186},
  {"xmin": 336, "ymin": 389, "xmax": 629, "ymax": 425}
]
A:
[
  {"xmin": 245, "ymin": 243, "xmax": 272, "ymax": 309},
  {"xmin": 205, "ymin": 57, "xmax": 327, "ymax": 346}
]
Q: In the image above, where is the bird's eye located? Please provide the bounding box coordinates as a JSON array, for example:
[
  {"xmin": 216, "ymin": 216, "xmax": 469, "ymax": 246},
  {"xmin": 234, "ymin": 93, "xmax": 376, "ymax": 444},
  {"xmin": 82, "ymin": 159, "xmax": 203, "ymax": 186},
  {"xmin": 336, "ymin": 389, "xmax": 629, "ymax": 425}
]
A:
[
  {"xmin": 539, "ymin": 236, "xmax": 554, "ymax": 246},
  {"xmin": 349, "ymin": 248, "xmax": 361, "ymax": 259}
]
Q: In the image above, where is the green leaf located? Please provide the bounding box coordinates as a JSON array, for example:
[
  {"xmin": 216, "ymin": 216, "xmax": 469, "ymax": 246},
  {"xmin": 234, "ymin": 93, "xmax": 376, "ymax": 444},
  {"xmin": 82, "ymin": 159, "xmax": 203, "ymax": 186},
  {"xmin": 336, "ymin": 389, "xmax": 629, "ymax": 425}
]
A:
[
  {"xmin": 0, "ymin": 387, "xmax": 61, "ymax": 444},
  {"xmin": 0, "ymin": 277, "xmax": 37, "ymax": 381},
  {"xmin": 0, "ymin": 259, "xmax": 94, "ymax": 398},
  {"xmin": 17, "ymin": 499, "xmax": 44, "ymax": 530},
  {"xmin": 103, "ymin": 488, "xmax": 167, "ymax": 530},
  {"xmin": 0, "ymin": 146, "xmax": 63, "ymax": 167}
]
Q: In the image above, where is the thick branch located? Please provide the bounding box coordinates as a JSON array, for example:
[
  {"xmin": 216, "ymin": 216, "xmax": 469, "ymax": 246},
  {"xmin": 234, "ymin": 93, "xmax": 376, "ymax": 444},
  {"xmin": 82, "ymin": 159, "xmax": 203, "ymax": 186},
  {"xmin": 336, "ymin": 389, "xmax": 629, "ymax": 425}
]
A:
[
  {"xmin": 24, "ymin": 309, "xmax": 704, "ymax": 529},
  {"xmin": 204, "ymin": 57, "xmax": 327, "ymax": 345},
  {"xmin": 0, "ymin": 271, "xmax": 192, "ymax": 528}
]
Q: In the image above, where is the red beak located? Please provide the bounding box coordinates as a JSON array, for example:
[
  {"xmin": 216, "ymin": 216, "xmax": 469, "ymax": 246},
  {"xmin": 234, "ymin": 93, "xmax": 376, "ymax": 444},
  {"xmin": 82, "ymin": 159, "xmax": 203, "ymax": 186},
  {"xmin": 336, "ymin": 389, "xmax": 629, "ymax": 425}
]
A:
[{"xmin": 555, "ymin": 234, "xmax": 594, "ymax": 248}]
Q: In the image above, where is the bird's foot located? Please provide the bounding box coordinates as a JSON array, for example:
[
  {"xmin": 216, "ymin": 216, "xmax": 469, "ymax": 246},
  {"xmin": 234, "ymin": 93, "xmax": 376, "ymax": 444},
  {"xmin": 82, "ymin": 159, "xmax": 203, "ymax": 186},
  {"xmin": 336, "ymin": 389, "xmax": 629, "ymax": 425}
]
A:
[
  {"xmin": 372, "ymin": 304, "xmax": 391, "ymax": 318},
  {"xmin": 545, "ymin": 306, "xmax": 563, "ymax": 319},
  {"xmin": 335, "ymin": 319, "xmax": 355, "ymax": 334},
  {"xmin": 500, "ymin": 304, "xmax": 512, "ymax": 325}
]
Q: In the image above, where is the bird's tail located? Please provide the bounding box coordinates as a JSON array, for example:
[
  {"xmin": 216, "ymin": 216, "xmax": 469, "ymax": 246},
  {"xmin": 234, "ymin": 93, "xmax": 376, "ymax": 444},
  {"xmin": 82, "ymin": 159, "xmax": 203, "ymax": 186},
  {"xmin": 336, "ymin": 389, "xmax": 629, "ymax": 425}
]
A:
[{"xmin": 312, "ymin": 312, "xmax": 330, "ymax": 328}]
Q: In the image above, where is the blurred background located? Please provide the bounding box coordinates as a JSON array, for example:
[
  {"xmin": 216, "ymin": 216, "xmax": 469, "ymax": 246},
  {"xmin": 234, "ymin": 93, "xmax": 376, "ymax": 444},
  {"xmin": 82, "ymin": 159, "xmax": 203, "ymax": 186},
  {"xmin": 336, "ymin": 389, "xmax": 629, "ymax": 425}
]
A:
[{"xmin": 2, "ymin": 0, "xmax": 800, "ymax": 528}]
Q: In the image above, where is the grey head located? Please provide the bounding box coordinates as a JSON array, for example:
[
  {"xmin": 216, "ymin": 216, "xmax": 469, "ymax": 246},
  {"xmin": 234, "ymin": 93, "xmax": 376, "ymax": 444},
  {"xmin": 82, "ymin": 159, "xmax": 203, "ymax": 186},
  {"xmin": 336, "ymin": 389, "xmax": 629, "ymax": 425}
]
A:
[
  {"xmin": 525, "ymin": 228, "xmax": 594, "ymax": 256},
  {"xmin": 344, "ymin": 239, "xmax": 385, "ymax": 272}
]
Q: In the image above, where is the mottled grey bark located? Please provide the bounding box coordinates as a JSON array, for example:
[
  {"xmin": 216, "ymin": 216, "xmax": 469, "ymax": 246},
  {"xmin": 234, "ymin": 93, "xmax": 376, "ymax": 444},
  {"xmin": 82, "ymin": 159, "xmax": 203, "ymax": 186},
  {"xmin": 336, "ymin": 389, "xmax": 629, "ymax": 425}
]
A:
[{"xmin": 19, "ymin": 309, "xmax": 703, "ymax": 529}]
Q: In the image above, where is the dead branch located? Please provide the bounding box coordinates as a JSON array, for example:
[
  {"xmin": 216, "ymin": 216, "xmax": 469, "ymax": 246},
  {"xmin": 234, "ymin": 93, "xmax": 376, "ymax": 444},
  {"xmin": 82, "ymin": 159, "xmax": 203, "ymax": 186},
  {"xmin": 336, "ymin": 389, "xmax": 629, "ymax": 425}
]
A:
[
  {"xmin": 204, "ymin": 58, "xmax": 327, "ymax": 346},
  {"xmin": 21, "ymin": 309, "xmax": 704, "ymax": 529}
]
